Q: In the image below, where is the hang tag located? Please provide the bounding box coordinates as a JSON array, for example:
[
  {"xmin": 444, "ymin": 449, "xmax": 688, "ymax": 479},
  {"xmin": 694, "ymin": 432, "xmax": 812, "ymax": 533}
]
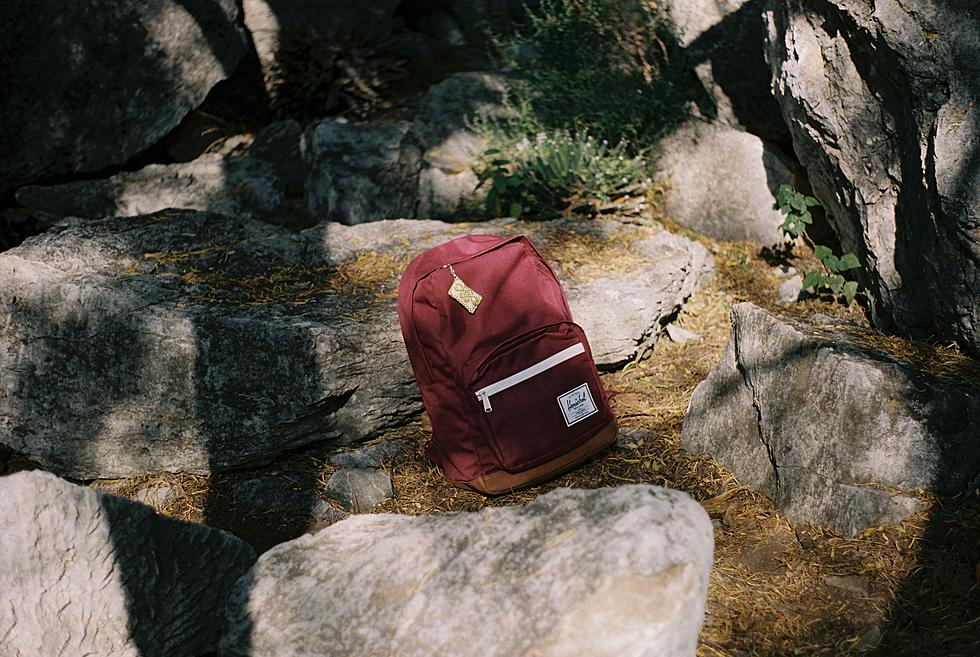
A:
[{"xmin": 446, "ymin": 265, "xmax": 482, "ymax": 314}]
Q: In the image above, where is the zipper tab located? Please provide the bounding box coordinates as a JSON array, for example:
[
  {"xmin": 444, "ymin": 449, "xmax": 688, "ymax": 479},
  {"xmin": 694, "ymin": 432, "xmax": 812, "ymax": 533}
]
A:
[{"xmin": 477, "ymin": 391, "xmax": 493, "ymax": 412}]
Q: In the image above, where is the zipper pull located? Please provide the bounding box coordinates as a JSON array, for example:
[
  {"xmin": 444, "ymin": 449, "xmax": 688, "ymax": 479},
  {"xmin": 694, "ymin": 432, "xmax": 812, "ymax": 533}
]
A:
[{"xmin": 476, "ymin": 391, "xmax": 493, "ymax": 412}]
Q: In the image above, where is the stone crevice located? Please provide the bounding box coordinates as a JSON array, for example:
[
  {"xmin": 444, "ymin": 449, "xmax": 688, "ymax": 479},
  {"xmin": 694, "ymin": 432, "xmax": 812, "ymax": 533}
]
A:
[{"xmin": 730, "ymin": 311, "xmax": 781, "ymax": 495}]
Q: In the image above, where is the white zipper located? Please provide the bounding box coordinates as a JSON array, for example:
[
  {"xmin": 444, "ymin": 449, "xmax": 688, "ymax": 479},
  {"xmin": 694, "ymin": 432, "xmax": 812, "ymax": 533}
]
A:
[{"xmin": 474, "ymin": 342, "xmax": 585, "ymax": 412}]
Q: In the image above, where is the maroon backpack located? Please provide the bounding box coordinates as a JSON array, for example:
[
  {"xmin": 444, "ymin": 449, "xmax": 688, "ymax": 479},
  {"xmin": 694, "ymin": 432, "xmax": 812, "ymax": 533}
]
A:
[{"xmin": 397, "ymin": 234, "xmax": 617, "ymax": 494}]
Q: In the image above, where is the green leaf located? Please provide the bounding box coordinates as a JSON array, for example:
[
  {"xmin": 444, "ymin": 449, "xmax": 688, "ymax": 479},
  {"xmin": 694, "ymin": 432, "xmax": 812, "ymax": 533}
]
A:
[
  {"xmin": 804, "ymin": 196, "xmax": 821, "ymax": 207},
  {"xmin": 800, "ymin": 209, "xmax": 813, "ymax": 224},
  {"xmin": 843, "ymin": 281, "xmax": 859, "ymax": 304},
  {"xmin": 493, "ymin": 176, "xmax": 506, "ymax": 193},
  {"xmin": 838, "ymin": 253, "xmax": 861, "ymax": 270},
  {"xmin": 802, "ymin": 271, "xmax": 823, "ymax": 290},
  {"xmin": 827, "ymin": 274, "xmax": 845, "ymax": 294},
  {"xmin": 483, "ymin": 148, "xmax": 501, "ymax": 155},
  {"xmin": 509, "ymin": 202, "xmax": 523, "ymax": 217},
  {"xmin": 813, "ymin": 245, "xmax": 834, "ymax": 261},
  {"xmin": 490, "ymin": 159, "xmax": 511, "ymax": 166},
  {"xmin": 823, "ymin": 254, "xmax": 841, "ymax": 272}
]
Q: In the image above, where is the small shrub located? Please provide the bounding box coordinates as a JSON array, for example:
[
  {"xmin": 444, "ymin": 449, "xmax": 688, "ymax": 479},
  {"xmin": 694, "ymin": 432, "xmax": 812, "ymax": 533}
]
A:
[
  {"xmin": 476, "ymin": 130, "xmax": 649, "ymax": 219},
  {"xmin": 491, "ymin": 0, "xmax": 692, "ymax": 147},
  {"xmin": 774, "ymin": 185, "xmax": 865, "ymax": 305}
]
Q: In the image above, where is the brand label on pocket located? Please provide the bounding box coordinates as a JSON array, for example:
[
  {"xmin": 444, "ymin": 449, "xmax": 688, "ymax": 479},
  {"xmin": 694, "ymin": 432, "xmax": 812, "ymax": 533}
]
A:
[{"xmin": 557, "ymin": 383, "xmax": 598, "ymax": 426}]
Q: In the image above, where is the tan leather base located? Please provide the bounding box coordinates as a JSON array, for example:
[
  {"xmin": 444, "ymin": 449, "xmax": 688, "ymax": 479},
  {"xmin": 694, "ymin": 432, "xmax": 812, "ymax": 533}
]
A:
[{"xmin": 455, "ymin": 419, "xmax": 619, "ymax": 495}]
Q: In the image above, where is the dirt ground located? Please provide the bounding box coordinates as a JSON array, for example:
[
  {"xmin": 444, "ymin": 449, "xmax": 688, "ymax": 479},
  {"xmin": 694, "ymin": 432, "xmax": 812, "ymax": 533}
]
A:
[{"xmin": 63, "ymin": 227, "xmax": 980, "ymax": 656}]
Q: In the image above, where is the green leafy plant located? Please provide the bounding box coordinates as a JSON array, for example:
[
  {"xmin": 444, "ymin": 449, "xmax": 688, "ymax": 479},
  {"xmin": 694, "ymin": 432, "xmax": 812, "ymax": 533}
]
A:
[
  {"xmin": 774, "ymin": 185, "xmax": 865, "ymax": 305},
  {"xmin": 476, "ymin": 130, "xmax": 649, "ymax": 219},
  {"xmin": 491, "ymin": 0, "xmax": 691, "ymax": 147}
]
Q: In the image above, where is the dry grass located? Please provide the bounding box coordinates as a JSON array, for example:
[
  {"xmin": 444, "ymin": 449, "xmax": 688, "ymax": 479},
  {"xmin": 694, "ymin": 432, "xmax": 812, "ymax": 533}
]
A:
[{"xmin": 21, "ymin": 221, "xmax": 979, "ymax": 656}]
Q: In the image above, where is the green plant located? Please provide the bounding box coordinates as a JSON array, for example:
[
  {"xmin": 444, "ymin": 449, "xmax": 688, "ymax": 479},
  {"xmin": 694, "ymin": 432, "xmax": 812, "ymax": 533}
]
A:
[
  {"xmin": 476, "ymin": 130, "xmax": 649, "ymax": 219},
  {"xmin": 490, "ymin": 0, "xmax": 692, "ymax": 148},
  {"xmin": 774, "ymin": 185, "xmax": 865, "ymax": 305}
]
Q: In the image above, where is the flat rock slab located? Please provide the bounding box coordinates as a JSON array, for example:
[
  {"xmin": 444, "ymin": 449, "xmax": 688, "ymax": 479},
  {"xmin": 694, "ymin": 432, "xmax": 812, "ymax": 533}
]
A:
[
  {"xmin": 0, "ymin": 470, "xmax": 255, "ymax": 657},
  {"xmin": 0, "ymin": 0, "xmax": 246, "ymax": 192},
  {"xmin": 16, "ymin": 154, "xmax": 286, "ymax": 222},
  {"xmin": 681, "ymin": 303, "xmax": 980, "ymax": 535},
  {"xmin": 0, "ymin": 212, "xmax": 711, "ymax": 479},
  {"xmin": 219, "ymin": 485, "xmax": 713, "ymax": 657}
]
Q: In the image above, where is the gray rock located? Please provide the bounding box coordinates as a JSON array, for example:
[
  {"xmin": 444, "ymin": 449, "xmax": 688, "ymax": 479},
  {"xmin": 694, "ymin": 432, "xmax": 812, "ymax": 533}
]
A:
[
  {"xmin": 233, "ymin": 475, "xmax": 316, "ymax": 513},
  {"xmin": 771, "ymin": 264, "xmax": 797, "ymax": 278},
  {"xmin": 775, "ymin": 274, "xmax": 803, "ymax": 306},
  {"xmin": 666, "ymin": 324, "xmax": 701, "ymax": 345},
  {"xmin": 250, "ymin": 120, "xmax": 306, "ymax": 196},
  {"xmin": 414, "ymin": 72, "xmax": 511, "ymax": 219},
  {"xmin": 328, "ymin": 440, "xmax": 405, "ymax": 469},
  {"xmin": 219, "ymin": 485, "xmax": 713, "ymax": 657},
  {"xmin": 681, "ymin": 303, "xmax": 980, "ymax": 535},
  {"xmin": 666, "ymin": 0, "xmax": 787, "ymax": 141},
  {"xmin": 0, "ymin": 212, "xmax": 709, "ymax": 479},
  {"xmin": 303, "ymin": 120, "xmax": 423, "ymax": 224},
  {"xmin": 767, "ymin": 0, "xmax": 980, "ymax": 356},
  {"xmin": 133, "ymin": 485, "xmax": 181, "ymax": 510},
  {"xmin": 324, "ymin": 468, "xmax": 393, "ymax": 512},
  {"xmin": 0, "ymin": 0, "xmax": 246, "ymax": 193},
  {"xmin": 0, "ymin": 470, "xmax": 255, "ymax": 657},
  {"xmin": 656, "ymin": 122, "xmax": 798, "ymax": 244},
  {"xmin": 16, "ymin": 154, "xmax": 285, "ymax": 222}
]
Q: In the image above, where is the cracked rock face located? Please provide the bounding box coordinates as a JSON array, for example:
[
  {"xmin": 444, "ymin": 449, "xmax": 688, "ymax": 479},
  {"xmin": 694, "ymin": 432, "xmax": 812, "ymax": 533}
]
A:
[
  {"xmin": 681, "ymin": 303, "xmax": 980, "ymax": 536},
  {"xmin": 0, "ymin": 470, "xmax": 255, "ymax": 657},
  {"xmin": 219, "ymin": 485, "xmax": 713, "ymax": 657},
  {"xmin": 0, "ymin": 212, "xmax": 711, "ymax": 478},
  {"xmin": 767, "ymin": 0, "xmax": 980, "ymax": 356},
  {"xmin": 0, "ymin": 0, "xmax": 246, "ymax": 193},
  {"xmin": 302, "ymin": 120, "xmax": 423, "ymax": 225}
]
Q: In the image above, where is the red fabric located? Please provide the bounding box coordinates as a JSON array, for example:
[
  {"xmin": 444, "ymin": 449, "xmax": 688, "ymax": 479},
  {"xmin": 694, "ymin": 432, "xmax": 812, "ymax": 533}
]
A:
[{"xmin": 398, "ymin": 235, "xmax": 611, "ymax": 482}]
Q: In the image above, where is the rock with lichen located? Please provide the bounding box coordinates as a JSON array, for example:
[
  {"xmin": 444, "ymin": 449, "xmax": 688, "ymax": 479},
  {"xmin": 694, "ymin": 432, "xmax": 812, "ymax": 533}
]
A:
[{"xmin": 0, "ymin": 212, "xmax": 710, "ymax": 478}]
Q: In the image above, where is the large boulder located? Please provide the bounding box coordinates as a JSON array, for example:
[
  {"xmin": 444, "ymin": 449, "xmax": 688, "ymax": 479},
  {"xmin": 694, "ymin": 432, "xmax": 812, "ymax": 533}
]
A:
[
  {"xmin": 15, "ymin": 154, "xmax": 285, "ymax": 222},
  {"xmin": 766, "ymin": 0, "xmax": 980, "ymax": 356},
  {"xmin": 220, "ymin": 485, "xmax": 713, "ymax": 657},
  {"xmin": 0, "ymin": 212, "xmax": 711, "ymax": 479},
  {"xmin": 656, "ymin": 121, "xmax": 798, "ymax": 243},
  {"xmin": 0, "ymin": 0, "xmax": 246, "ymax": 192},
  {"xmin": 0, "ymin": 470, "xmax": 255, "ymax": 657},
  {"xmin": 666, "ymin": 0, "xmax": 787, "ymax": 142},
  {"xmin": 681, "ymin": 303, "xmax": 980, "ymax": 536},
  {"xmin": 302, "ymin": 120, "xmax": 423, "ymax": 224}
]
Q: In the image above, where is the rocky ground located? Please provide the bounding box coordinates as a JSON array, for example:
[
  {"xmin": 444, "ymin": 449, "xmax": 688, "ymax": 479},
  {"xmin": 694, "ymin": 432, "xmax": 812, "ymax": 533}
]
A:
[{"xmin": 10, "ymin": 226, "xmax": 965, "ymax": 657}]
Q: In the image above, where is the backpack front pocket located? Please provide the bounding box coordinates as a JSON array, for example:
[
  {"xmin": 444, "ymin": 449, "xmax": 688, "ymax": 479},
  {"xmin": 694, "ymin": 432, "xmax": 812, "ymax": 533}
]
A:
[{"xmin": 469, "ymin": 322, "xmax": 610, "ymax": 472}]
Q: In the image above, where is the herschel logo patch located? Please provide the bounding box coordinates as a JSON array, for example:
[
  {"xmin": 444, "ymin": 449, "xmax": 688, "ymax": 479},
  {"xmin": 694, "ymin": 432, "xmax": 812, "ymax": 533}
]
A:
[{"xmin": 557, "ymin": 383, "xmax": 598, "ymax": 426}]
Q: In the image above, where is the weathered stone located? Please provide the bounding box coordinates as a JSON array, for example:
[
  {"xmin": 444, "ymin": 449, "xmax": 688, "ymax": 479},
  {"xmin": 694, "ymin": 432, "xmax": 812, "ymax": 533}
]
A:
[
  {"xmin": 219, "ymin": 485, "xmax": 713, "ymax": 657},
  {"xmin": 0, "ymin": 0, "xmax": 246, "ymax": 192},
  {"xmin": 133, "ymin": 485, "xmax": 182, "ymax": 510},
  {"xmin": 775, "ymin": 275, "xmax": 803, "ymax": 306},
  {"xmin": 250, "ymin": 120, "xmax": 306, "ymax": 196},
  {"xmin": 16, "ymin": 155, "xmax": 285, "ymax": 222},
  {"xmin": 656, "ymin": 122, "xmax": 798, "ymax": 244},
  {"xmin": 233, "ymin": 475, "xmax": 317, "ymax": 513},
  {"xmin": 0, "ymin": 470, "xmax": 255, "ymax": 657},
  {"xmin": 666, "ymin": 324, "xmax": 701, "ymax": 345},
  {"xmin": 667, "ymin": 0, "xmax": 787, "ymax": 141},
  {"xmin": 303, "ymin": 120, "xmax": 423, "ymax": 224},
  {"xmin": 328, "ymin": 440, "xmax": 405, "ymax": 469},
  {"xmin": 681, "ymin": 303, "xmax": 980, "ymax": 535},
  {"xmin": 413, "ymin": 72, "xmax": 511, "ymax": 219},
  {"xmin": 0, "ymin": 212, "xmax": 709, "ymax": 478},
  {"xmin": 767, "ymin": 0, "xmax": 980, "ymax": 356},
  {"xmin": 323, "ymin": 468, "xmax": 393, "ymax": 513}
]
